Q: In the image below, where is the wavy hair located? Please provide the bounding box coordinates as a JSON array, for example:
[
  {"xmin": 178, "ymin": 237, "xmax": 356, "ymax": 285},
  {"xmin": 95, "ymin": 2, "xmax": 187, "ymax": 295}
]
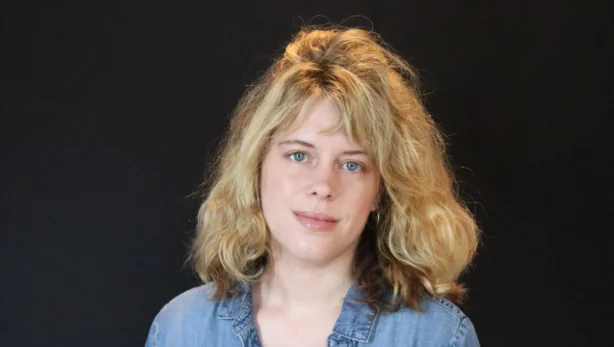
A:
[{"xmin": 189, "ymin": 26, "xmax": 480, "ymax": 311}]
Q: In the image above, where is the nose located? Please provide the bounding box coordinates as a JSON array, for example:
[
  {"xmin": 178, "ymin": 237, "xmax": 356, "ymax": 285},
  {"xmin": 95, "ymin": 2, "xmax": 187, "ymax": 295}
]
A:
[{"xmin": 310, "ymin": 164, "xmax": 338, "ymax": 200}]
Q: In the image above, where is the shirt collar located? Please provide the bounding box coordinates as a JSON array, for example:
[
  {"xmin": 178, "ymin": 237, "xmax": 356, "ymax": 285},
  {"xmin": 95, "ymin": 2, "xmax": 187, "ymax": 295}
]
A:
[
  {"xmin": 216, "ymin": 282, "xmax": 380, "ymax": 342},
  {"xmin": 332, "ymin": 284, "xmax": 380, "ymax": 342}
]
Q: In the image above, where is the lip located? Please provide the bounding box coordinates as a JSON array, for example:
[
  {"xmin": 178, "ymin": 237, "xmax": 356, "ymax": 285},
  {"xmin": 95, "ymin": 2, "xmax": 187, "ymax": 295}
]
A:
[{"xmin": 293, "ymin": 211, "xmax": 339, "ymax": 231}]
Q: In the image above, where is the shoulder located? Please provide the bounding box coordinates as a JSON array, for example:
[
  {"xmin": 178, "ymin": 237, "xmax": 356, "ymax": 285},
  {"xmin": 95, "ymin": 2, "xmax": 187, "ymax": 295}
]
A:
[
  {"xmin": 376, "ymin": 297, "xmax": 479, "ymax": 347},
  {"xmin": 420, "ymin": 296, "xmax": 469, "ymax": 323},
  {"xmin": 156, "ymin": 283, "xmax": 218, "ymax": 319},
  {"xmin": 145, "ymin": 283, "xmax": 223, "ymax": 346}
]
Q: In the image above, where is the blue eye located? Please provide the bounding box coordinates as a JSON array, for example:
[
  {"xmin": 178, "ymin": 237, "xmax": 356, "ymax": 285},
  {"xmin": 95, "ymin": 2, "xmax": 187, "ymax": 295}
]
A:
[
  {"xmin": 289, "ymin": 152, "xmax": 308, "ymax": 162},
  {"xmin": 343, "ymin": 161, "xmax": 362, "ymax": 172}
]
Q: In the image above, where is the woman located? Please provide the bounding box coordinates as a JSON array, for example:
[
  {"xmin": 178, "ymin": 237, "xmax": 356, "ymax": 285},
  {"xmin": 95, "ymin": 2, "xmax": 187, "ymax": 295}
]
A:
[{"xmin": 145, "ymin": 26, "xmax": 481, "ymax": 347}]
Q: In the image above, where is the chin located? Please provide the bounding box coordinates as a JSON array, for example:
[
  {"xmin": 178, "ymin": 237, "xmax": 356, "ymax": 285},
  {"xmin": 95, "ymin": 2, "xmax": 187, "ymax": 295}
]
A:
[
  {"xmin": 284, "ymin": 240, "xmax": 348, "ymax": 266},
  {"xmin": 291, "ymin": 253, "xmax": 336, "ymax": 266},
  {"xmin": 269, "ymin": 224, "xmax": 357, "ymax": 265}
]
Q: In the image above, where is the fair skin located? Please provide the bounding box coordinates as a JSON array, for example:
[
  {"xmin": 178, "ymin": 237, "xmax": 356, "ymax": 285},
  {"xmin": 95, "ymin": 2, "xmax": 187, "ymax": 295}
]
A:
[{"xmin": 255, "ymin": 98, "xmax": 381, "ymax": 347}]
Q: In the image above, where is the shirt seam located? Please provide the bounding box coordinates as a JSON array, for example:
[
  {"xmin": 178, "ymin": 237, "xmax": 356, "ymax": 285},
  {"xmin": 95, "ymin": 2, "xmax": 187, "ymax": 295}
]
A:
[
  {"xmin": 232, "ymin": 289, "xmax": 253, "ymax": 335},
  {"xmin": 449, "ymin": 316, "xmax": 467, "ymax": 347},
  {"xmin": 423, "ymin": 297, "xmax": 466, "ymax": 320}
]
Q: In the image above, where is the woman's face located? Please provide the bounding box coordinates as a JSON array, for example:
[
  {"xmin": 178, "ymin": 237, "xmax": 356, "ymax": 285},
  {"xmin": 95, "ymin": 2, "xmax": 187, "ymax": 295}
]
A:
[{"xmin": 260, "ymin": 98, "xmax": 380, "ymax": 266}]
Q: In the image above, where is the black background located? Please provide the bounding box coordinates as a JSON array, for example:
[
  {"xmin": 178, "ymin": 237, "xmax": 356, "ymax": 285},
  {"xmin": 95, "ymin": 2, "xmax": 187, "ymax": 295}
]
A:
[{"xmin": 3, "ymin": 1, "xmax": 612, "ymax": 346}]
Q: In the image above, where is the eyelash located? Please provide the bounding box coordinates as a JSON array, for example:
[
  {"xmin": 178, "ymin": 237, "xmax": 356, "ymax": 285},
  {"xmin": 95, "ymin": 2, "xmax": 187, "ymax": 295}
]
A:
[{"xmin": 287, "ymin": 151, "xmax": 365, "ymax": 172}]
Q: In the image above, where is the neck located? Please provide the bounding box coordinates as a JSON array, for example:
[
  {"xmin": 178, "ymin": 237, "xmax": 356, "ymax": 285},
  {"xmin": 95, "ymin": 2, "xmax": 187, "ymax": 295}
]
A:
[{"xmin": 253, "ymin": 251, "xmax": 354, "ymax": 313}]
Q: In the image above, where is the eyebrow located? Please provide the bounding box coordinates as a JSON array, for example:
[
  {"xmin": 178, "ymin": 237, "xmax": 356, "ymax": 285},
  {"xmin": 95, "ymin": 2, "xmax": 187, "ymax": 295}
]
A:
[{"xmin": 277, "ymin": 139, "xmax": 368, "ymax": 156}]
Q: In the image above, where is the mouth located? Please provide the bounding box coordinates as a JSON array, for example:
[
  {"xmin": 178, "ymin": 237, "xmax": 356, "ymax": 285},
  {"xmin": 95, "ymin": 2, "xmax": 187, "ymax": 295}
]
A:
[{"xmin": 293, "ymin": 211, "xmax": 339, "ymax": 231}]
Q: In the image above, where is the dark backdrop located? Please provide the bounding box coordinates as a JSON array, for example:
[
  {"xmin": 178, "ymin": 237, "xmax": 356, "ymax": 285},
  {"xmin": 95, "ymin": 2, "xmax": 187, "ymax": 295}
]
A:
[{"xmin": 3, "ymin": 1, "xmax": 612, "ymax": 346}]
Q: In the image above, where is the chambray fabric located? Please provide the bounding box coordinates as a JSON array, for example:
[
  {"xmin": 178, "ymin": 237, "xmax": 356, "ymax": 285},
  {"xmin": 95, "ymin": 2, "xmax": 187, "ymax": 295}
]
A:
[{"xmin": 145, "ymin": 283, "xmax": 479, "ymax": 347}]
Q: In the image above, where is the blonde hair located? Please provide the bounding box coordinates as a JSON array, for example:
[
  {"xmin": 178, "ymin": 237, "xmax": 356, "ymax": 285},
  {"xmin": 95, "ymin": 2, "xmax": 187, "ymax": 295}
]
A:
[{"xmin": 190, "ymin": 26, "xmax": 480, "ymax": 311}]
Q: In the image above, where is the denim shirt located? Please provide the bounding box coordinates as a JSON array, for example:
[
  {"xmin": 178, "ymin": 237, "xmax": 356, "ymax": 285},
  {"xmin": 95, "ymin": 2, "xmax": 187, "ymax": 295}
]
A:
[{"xmin": 145, "ymin": 283, "xmax": 479, "ymax": 347}]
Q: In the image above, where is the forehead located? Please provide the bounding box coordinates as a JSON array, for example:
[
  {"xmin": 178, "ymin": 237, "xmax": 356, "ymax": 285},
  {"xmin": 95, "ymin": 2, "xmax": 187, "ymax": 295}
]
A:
[{"xmin": 275, "ymin": 98, "xmax": 362, "ymax": 148}]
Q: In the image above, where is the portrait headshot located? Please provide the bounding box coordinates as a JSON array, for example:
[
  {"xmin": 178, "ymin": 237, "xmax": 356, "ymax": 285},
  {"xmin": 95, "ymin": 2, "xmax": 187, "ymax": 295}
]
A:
[
  {"xmin": 145, "ymin": 26, "xmax": 480, "ymax": 347},
  {"xmin": 5, "ymin": 2, "xmax": 609, "ymax": 347}
]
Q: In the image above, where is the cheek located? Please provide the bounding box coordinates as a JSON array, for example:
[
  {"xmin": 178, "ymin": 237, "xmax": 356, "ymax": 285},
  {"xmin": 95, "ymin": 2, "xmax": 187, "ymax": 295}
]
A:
[
  {"xmin": 262, "ymin": 160, "xmax": 304, "ymax": 194},
  {"xmin": 342, "ymin": 180, "xmax": 380, "ymax": 221},
  {"xmin": 260, "ymin": 175, "xmax": 302, "ymax": 239},
  {"xmin": 261, "ymin": 165, "xmax": 300, "ymax": 213}
]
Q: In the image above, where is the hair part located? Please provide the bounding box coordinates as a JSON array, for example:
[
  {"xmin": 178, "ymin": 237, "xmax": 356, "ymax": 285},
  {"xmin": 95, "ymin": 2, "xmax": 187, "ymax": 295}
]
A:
[{"xmin": 189, "ymin": 26, "xmax": 480, "ymax": 311}]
